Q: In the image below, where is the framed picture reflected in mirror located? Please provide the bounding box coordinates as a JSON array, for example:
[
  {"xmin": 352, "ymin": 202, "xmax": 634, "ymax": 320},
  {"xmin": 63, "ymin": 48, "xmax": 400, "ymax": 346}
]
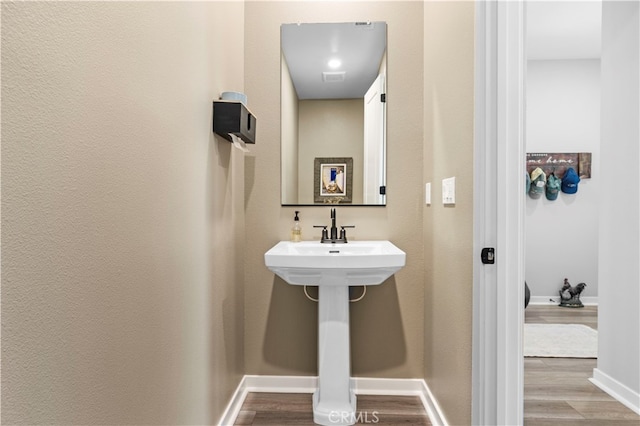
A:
[{"xmin": 314, "ymin": 157, "xmax": 353, "ymax": 204}]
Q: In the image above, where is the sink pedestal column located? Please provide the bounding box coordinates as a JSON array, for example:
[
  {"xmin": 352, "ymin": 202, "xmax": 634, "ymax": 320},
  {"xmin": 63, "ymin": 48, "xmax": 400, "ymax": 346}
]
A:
[{"xmin": 313, "ymin": 284, "xmax": 356, "ymax": 426}]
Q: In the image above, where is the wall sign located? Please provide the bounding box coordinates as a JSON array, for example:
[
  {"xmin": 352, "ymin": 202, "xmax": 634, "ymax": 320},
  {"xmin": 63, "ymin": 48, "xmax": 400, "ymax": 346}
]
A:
[{"xmin": 526, "ymin": 152, "xmax": 592, "ymax": 179}]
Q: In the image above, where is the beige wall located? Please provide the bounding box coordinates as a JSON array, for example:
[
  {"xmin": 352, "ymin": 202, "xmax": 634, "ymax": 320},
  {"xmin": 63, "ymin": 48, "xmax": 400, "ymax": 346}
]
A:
[
  {"xmin": 244, "ymin": 1, "xmax": 425, "ymax": 378},
  {"xmin": 423, "ymin": 2, "xmax": 475, "ymax": 425},
  {"xmin": 1, "ymin": 2, "xmax": 245, "ymax": 424},
  {"xmin": 298, "ymin": 99, "xmax": 364, "ymax": 204}
]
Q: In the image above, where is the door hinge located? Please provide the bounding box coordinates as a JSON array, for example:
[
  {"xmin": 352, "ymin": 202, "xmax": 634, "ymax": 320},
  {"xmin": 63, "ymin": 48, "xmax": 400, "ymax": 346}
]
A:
[
  {"xmin": 380, "ymin": 93, "xmax": 386, "ymax": 103},
  {"xmin": 481, "ymin": 247, "xmax": 495, "ymax": 264},
  {"xmin": 379, "ymin": 185, "xmax": 386, "ymax": 195}
]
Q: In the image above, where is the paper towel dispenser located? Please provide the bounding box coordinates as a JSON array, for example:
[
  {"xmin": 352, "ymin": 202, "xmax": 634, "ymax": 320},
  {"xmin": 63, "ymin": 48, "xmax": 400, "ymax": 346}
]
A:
[{"xmin": 212, "ymin": 101, "xmax": 256, "ymax": 144}]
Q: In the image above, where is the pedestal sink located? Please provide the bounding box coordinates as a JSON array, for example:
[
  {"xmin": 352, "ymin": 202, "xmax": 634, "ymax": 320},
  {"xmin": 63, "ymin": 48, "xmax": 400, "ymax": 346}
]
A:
[{"xmin": 264, "ymin": 240, "xmax": 406, "ymax": 426}]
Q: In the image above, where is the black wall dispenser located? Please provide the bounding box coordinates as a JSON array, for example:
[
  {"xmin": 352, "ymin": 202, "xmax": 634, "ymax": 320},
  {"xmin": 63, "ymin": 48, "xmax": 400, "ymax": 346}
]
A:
[{"xmin": 212, "ymin": 100, "xmax": 256, "ymax": 144}]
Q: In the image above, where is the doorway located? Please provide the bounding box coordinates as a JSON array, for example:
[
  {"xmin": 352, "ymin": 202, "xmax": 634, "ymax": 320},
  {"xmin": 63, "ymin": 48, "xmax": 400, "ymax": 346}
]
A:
[
  {"xmin": 523, "ymin": 2, "xmax": 603, "ymax": 422},
  {"xmin": 473, "ymin": 1, "xmax": 640, "ymax": 424}
]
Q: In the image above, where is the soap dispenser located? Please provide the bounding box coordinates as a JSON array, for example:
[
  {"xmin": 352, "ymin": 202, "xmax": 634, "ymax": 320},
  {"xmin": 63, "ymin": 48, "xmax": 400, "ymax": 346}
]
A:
[{"xmin": 291, "ymin": 211, "xmax": 302, "ymax": 242}]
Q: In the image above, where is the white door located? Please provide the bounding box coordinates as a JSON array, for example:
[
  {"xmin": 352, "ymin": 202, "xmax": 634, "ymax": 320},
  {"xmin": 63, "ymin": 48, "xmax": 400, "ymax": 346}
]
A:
[{"xmin": 363, "ymin": 73, "xmax": 386, "ymax": 204}]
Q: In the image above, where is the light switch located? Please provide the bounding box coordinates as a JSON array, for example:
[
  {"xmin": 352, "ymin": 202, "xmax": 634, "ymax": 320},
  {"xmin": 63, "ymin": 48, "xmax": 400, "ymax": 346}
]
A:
[
  {"xmin": 425, "ymin": 182, "xmax": 431, "ymax": 205},
  {"xmin": 442, "ymin": 177, "xmax": 456, "ymax": 205}
]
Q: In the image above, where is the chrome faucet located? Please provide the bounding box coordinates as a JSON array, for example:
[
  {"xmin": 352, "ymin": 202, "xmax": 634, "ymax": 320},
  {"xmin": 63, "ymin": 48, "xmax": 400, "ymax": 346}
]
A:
[{"xmin": 314, "ymin": 208, "xmax": 355, "ymax": 243}]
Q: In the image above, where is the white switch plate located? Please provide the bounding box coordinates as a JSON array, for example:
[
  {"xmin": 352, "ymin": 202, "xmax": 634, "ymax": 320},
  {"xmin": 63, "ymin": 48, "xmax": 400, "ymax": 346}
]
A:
[
  {"xmin": 442, "ymin": 177, "xmax": 456, "ymax": 205},
  {"xmin": 425, "ymin": 182, "xmax": 431, "ymax": 205}
]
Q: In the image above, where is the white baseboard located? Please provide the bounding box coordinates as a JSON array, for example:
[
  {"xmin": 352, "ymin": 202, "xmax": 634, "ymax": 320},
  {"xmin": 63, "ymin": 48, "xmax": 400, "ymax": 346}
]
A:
[
  {"xmin": 217, "ymin": 376, "xmax": 250, "ymax": 426},
  {"xmin": 529, "ymin": 296, "xmax": 598, "ymax": 306},
  {"xmin": 590, "ymin": 369, "xmax": 640, "ymax": 415},
  {"xmin": 217, "ymin": 375, "xmax": 448, "ymax": 426}
]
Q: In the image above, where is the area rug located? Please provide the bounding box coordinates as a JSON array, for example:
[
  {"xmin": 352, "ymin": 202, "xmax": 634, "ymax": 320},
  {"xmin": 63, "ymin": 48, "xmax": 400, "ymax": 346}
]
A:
[{"xmin": 524, "ymin": 324, "xmax": 598, "ymax": 358}]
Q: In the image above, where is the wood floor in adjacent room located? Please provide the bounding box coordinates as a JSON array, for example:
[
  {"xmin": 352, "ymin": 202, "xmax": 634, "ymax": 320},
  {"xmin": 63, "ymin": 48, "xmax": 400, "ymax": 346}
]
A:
[
  {"xmin": 524, "ymin": 304, "xmax": 640, "ymax": 426},
  {"xmin": 233, "ymin": 393, "xmax": 431, "ymax": 425}
]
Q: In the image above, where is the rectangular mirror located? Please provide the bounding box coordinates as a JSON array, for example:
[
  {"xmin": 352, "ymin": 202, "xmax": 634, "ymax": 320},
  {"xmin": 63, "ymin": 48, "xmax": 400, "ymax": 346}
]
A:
[{"xmin": 281, "ymin": 22, "xmax": 387, "ymax": 206}]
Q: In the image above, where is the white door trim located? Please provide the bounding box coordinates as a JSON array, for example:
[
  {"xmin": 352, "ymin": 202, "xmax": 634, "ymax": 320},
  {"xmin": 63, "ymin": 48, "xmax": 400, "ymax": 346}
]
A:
[{"xmin": 472, "ymin": 1, "xmax": 526, "ymax": 425}]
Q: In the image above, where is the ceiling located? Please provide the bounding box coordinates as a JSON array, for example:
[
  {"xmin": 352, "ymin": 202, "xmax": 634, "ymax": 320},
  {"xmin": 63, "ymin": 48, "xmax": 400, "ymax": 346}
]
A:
[
  {"xmin": 527, "ymin": 1, "xmax": 602, "ymax": 60},
  {"xmin": 281, "ymin": 22, "xmax": 386, "ymax": 100}
]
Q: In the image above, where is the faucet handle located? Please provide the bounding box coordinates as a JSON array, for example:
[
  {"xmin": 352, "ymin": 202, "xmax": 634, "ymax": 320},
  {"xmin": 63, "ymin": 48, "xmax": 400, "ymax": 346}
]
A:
[
  {"xmin": 313, "ymin": 225, "xmax": 329, "ymax": 242},
  {"xmin": 339, "ymin": 225, "xmax": 355, "ymax": 242}
]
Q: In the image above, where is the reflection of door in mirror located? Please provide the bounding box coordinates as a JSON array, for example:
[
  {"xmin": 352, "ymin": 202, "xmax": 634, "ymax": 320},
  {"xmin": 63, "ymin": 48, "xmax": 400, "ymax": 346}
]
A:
[
  {"xmin": 364, "ymin": 74, "xmax": 386, "ymax": 204},
  {"xmin": 280, "ymin": 22, "xmax": 387, "ymax": 206}
]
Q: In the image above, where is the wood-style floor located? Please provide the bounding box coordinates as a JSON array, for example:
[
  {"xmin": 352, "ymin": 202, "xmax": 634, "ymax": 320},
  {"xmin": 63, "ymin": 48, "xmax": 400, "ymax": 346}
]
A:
[
  {"xmin": 233, "ymin": 393, "xmax": 431, "ymax": 425},
  {"xmin": 233, "ymin": 305, "xmax": 638, "ymax": 425},
  {"xmin": 524, "ymin": 304, "xmax": 640, "ymax": 425}
]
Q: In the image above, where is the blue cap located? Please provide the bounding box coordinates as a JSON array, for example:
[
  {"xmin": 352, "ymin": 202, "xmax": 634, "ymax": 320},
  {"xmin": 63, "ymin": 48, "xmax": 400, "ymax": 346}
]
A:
[{"xmin": 561, "ymin": 167, "xmax": 580, "ymax": 194}]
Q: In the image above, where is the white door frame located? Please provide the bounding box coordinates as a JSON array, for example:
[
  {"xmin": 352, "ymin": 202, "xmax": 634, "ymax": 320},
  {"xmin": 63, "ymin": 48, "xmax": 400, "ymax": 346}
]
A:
[{"xmin": 472, "ymin": 1, "xmax": 526, "ymax": 425}]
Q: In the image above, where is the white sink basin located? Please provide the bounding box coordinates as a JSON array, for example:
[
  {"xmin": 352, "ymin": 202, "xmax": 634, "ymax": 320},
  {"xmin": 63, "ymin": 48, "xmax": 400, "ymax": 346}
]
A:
[{"xmin": 264, "ymin": 240, "xmax": 406, "ymax": 286}]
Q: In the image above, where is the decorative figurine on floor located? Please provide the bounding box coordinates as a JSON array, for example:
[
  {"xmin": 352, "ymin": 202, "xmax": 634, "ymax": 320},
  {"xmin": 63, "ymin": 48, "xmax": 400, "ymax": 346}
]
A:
[{"xmin": 559, "ymin": 278, "xmax": 587, "ymax": 308}]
